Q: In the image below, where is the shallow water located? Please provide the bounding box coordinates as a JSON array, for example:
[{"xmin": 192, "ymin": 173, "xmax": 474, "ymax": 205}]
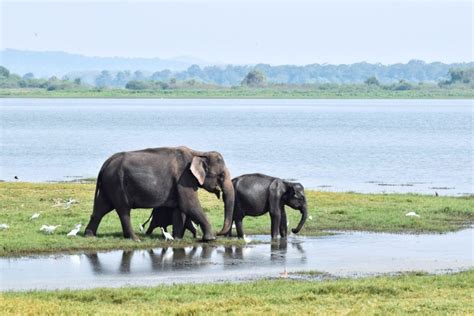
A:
[
  {"xmin": 1, "ymin": 228, "xmax": 472, "ymax": 291},
  {"xmin": 1, "ymin": 98, "xmax": 472, "ymax": 194}
]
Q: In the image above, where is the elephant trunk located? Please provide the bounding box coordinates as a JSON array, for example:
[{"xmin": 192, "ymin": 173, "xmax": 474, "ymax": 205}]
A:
[
  {"xmin": 217, "ymin": 168, "xmax": 235, "ymax": 236},
  {"xmin": 291, "ymin": 203, "xmax": 308, "ymax": 234}
]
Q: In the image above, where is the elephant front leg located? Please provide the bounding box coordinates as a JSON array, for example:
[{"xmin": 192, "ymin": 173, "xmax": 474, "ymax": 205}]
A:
[
  {"xmin": 270, "ymin": 212, "xmax": 281, "ymax": 239},
  {"xmin": 184, "ymin": 207, "xmax": 214, "ymax": 241},
  {"xmin": 172, "ymin": 210, "xmax": 185, "ymax": 239},
  {"xmin": 177, "ymin": 189, "xmax": 214, "ymax": 241},
  {"xmin": 279, "ymin": 208, "xmax": 288, "ymax": 238},
  {"xmin": 235, "ymin": 219, "xmax": 244, "ymax": 238},
  {"xmin": 184, "ymin": 217, "xmax": 197, "ymax": 238}
]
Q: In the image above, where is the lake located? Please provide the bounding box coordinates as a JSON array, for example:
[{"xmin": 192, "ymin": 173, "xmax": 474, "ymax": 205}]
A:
[{"xmin": 1, "ymin": 98, "xmax": 472, "ymax": 195}]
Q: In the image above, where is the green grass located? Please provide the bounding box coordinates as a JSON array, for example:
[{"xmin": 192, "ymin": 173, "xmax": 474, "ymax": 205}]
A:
[
  {"xmin": 1, "ymin": 86, "xmax": 473, "ymax": 99},
  {"xmin": 1, "ymin": 270, "xmax": 473, "ymax": 314},
  {"xmin": 0, "ymin": 182, "xmax": 472, "ymax": 256}
]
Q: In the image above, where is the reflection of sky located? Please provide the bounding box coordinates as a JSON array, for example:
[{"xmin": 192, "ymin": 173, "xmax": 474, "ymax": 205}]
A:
[
  {"xmin": 2, "ymin": 0, "xmax": 472, "ymax": 64},
  {"xmin": 1, "ymin": 229, "xmax": 472, "ymax": 291}
]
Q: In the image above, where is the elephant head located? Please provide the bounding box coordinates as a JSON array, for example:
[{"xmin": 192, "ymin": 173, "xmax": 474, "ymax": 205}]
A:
[
  {"xmin": 190, "ymin": 151, "xmax": 235, "ymax": 236},
  {"xmin": 283, "ymin": 182, "xmax": 308, "ymax": 234}
]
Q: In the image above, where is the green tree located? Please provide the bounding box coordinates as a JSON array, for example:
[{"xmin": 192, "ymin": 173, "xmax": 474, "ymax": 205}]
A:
[
  {"xmin": 125, "ymin": 80, "xmax": 150, "ymax": 90},
  {"xmin": 95, "ymin": 70, "xmax": 112, "ymax": 87},
  {"xmin": 0, "ymin": 66, "xmax": 10, "ymax": 78},
  {"xmin": 23, "ymin": 72, "xmax": 34, "ymax": 80},
  {"xmin": 364, "ymin": 76, "xmax": 380, "ymax": 86},
  {"xmin": 241, "ymin": 70, "xmax": 267, "ymax": 87}
]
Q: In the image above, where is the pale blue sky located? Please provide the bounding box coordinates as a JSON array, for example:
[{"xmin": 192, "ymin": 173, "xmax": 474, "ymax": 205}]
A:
[{"xmin": 1, "ymin": 0, "xmax": 472, "ymax": 65}]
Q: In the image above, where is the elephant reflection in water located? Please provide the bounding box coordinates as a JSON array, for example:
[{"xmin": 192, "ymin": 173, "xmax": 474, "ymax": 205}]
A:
[
  {"xmin": 85, "ymin": 250, "xmax": 135, "ymax": 274},
  {"xmin": 270, "ymin": 238, "xmax": 288, "ymax": 262},
  {"xmin": 85, "ymin": 247, "xmax": 216, "ymax": 275},
  {"xmin": 84, "ymin": 241, "xmax": 307, "ymax": 275},
  {"xmin": 222, "ymin": 245, "xmax": 244, "ymax": 260}
]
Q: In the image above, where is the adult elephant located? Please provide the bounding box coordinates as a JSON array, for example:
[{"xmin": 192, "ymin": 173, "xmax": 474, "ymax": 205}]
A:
[
  {"xmin": 230, "ymin": 173, "xmax": 308, "ymax": 239},
  {"xmin": 84, "ymin": 146, "xmax": 235, "ymax": 241}
]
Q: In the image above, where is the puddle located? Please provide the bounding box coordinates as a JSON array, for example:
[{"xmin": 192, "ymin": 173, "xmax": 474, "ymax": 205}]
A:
[{"xmin": 1, "ymin": 229, "xmax": 472, "ymax": 291}]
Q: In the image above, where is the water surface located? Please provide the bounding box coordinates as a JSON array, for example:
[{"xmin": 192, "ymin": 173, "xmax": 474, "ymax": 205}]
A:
[
  {"xmin": 1, "ymin": 228, "xmax": 472, "ymax": 291},
  {"xmin": 1, "ymin": 99, "xmax": 472, "ymax": 194}
]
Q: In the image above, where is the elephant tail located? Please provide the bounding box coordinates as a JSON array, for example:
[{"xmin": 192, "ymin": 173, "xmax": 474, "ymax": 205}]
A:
[{"xmin": 140, "ymin": 211, "xmax": 154, "ymax": 231}]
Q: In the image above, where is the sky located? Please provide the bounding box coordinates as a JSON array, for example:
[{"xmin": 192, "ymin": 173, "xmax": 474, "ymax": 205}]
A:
[{"xmin": 1, "ymin": 0, "xmax": 472, "ymax": 65}]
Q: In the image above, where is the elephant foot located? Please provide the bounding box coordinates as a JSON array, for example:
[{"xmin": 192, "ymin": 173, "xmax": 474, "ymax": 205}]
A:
[
  {"xmin": 129, "ymin": 234, "xmax": 141, "ymax": 242},
  {"xmin": 202, "ymin": 234, "xmax": 216, "ymax": 242},
  {"xmin": 84, "ymin": 229, "xmax": 96, "ymax": 237}
]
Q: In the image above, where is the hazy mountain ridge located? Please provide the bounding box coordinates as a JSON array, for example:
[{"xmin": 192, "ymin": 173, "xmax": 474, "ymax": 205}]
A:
[{"xmin": 0, "ymin": 49, "xmax": 207, "ymax": 77}]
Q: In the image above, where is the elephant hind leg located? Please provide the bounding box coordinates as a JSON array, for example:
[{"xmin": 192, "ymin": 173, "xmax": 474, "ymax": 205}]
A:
[
  {"xmin": 85, "ymin": 194, "xmax": 113, "ymax": 237},
  {"xmin": 117, "ymin": 207, "xmax": 140, "ymax": 241}
]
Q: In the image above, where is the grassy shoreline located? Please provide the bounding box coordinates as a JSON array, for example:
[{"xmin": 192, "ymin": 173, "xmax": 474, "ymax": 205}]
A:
[
  {"xmin": 1, "ymin": 87, "xmax": 474, "ymax": 99},
  {"xmin": 0, "ymin": 182, "xmax": 472, "ymax": 256},
  {"xmin": 1, "ymin": 270, "xmax": 473, "ymax": 314}
]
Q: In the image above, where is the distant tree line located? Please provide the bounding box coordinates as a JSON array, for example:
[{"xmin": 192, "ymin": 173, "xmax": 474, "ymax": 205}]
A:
[
  {"xmin": 1, "ymin": 64, "xmax": 473, "ymax": 92},
  {"xmin": 0, "ymin": 66, "xmax": 84, "ymax": 90},
  {"xmin": 76, "ymin": 60, "xmax": 474, "ymax": 88}
]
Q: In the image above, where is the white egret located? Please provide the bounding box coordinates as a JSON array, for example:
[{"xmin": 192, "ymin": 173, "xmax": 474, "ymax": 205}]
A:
[
  {"xmin": 30, "ymin": 213, "xmax": 40, "ymax": 220},
  {"xmin": 308, "ymin": 215, "xmax": 313, "ymax": 221},
  {"xmin": 161, "ymin": 227, "xmax": 174, "ymax": 241},
  {"xmin": 405, "ymin": 211, "xmax": 420, "ymax": 217},
  {"xmin": 279, "ymin": 267, "xmax": 289, "ymax": 279},
  {"xmin": 40, "ymin": 225, "xmax": 61, "ymax": 234},
  {"xmin": 67, "ymin": 224, "xmax": 82, "ymax": 237},
  {"xmin": 64, "ymin": 198, "xmax": 78, "ymax": 209},
  {"xmin": 243, "ymin": 234, "xmax": 252, "ymax": 243},
  {"xmin": 0, "ymin": 223, "xmax": 9, "ymax": 230}
]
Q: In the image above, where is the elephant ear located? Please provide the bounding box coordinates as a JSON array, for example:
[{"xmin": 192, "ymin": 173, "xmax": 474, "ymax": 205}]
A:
[
  {"xmin": 190, "ymin": 156, "xmax": 207, "ymax": 186},
  {"xmin": 284, "ymin": 183, "xmax": 296, "ymax": 197}
]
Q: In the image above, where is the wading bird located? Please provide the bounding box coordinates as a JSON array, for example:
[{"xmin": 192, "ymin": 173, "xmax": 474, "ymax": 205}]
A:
[
  {"xmin": 405, "ymin": 211, "xmax": 420, "ymax": 217},
  {"xmin": 30, "ymin": 213, "xmax": 40, "ymax": 220},
  {"xmin": 243, "ymin": 234, "xmax": 252, "ymax": 243},
  {"xmin": 40, "ymin": 225, "xmax": 61, "ymax": 234},
  {"xmin": 308, "ymin": 215, "xmax": 313, "ymax": 221},
  {"xmin": 161, "ymin": 227, "xmax": 174, "ymax": 241},
  {"xmin": 0, "ymin": 223, "xmax": 9, "ymax": 230},
  {"xmin": 67, "ymin": 224, "xmax": 82, "ymax": 237},
  {"xmin": 64, "ymin": 198, "xmax": 78, "ymax": 209}
]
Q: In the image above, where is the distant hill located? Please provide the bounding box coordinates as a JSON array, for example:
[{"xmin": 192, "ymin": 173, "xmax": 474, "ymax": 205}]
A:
[
  {"xmin": 0, "ymin": 49, "xmax": 208, "ymax": 77},
  {"xmin": 1, "ymin": 49, "xmax": 472, "ymax": 86}
]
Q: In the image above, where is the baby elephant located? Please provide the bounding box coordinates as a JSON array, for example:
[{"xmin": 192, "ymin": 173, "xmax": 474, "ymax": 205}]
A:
[
  {"xmin": 230, "ymin": 173, "xmax": 308, "ymax": 239},
  {"xmin": 141, "ymin": 207, "xmax": 197, "ymax": 238}
]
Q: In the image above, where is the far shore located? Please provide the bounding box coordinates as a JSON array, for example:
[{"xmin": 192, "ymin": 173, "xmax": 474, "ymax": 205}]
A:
[{"xmin": 1, "ymin": 87, "xmax": 474, "ymax": 99}]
